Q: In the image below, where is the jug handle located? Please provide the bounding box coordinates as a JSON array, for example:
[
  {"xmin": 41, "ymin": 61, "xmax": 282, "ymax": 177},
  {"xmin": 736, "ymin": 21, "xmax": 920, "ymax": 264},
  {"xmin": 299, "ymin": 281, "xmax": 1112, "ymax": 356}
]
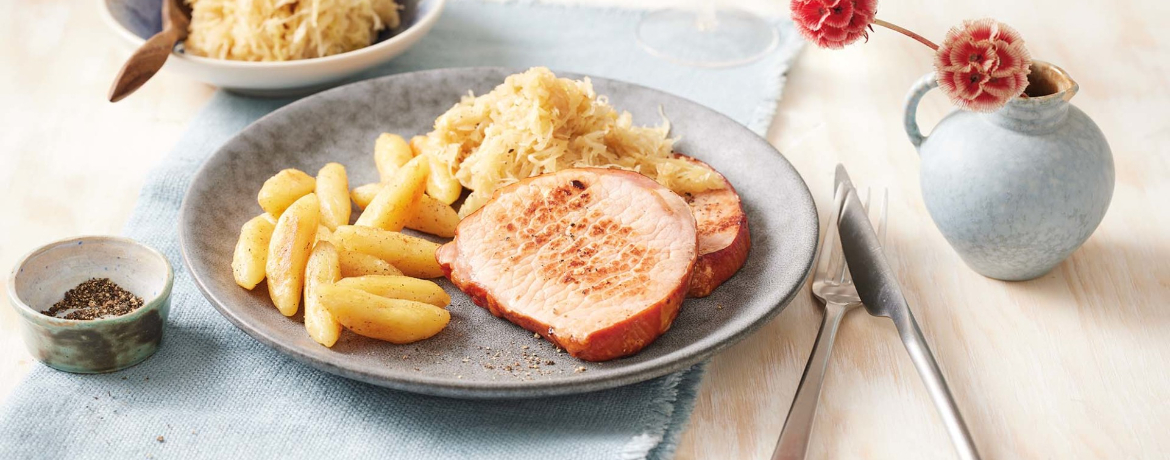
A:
[{"xmin": 904, "ymin": 72, "xmax": 938, "ymax": 149}]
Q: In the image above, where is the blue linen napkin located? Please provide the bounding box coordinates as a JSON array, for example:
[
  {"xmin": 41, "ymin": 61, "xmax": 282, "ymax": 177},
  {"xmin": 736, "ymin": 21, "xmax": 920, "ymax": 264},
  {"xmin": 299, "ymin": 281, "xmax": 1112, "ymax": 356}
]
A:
[{"xmin": 0, "ymin": 2, "xmax": 801, "ymax": 458}]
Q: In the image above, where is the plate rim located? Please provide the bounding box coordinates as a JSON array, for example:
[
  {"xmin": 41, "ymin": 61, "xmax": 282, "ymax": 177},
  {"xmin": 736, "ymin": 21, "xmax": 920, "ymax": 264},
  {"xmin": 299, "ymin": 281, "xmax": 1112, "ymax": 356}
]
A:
[{"xmin": 178, "ymin": 66, "xmax": 818, "ymax": 398}]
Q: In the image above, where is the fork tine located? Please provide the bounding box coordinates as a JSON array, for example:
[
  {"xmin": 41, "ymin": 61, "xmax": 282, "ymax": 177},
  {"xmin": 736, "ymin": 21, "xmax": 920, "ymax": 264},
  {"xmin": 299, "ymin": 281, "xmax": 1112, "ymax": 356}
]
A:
[
  {"xmin": 877, "ymin": 188, "xmax": 889, "ymax": 247},
  {"xmin": 863, "ymin": 187, "xmax": 872, "ymax": 215},
  {"xmin": 814, "ymin": 182, "xmax": 847, "ymax": 283}
]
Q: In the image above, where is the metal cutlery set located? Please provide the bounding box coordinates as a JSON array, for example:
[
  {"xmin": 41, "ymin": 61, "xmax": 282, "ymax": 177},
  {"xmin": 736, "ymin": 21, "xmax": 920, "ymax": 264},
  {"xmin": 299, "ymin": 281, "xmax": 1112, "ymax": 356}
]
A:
[{"xmin": 772, "ymin": 165, "xmax": 980, "ymax": 460}]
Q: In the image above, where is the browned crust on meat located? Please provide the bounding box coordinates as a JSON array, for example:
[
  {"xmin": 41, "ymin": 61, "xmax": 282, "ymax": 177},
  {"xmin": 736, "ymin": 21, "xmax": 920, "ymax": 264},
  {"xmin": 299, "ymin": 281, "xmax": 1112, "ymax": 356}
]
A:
[
  {"xmin": 440, "ymin": 241, "xmax": 691, "ymax": 361},
  {"xmin": 686, "ymin": 219, "xmax": 750, "ymax": 297},
  {"xmin": 674, "ymin": 154, "xmax": 751, "ymax": 298},
  {"xmin": 436, "ymin": 169, "xmax": 696, "ymax": 361}
]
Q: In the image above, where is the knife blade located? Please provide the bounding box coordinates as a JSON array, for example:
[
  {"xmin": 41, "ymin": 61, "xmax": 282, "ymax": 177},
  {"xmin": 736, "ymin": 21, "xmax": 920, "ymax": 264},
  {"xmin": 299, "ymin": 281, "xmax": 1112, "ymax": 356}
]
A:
[
  {"xmin": 833, "ymin": 164, "xmax": 982, "ymax": 460},
  {"xmin": 833, "ymin": 166, "xmax": 903, "ymax": 319}
]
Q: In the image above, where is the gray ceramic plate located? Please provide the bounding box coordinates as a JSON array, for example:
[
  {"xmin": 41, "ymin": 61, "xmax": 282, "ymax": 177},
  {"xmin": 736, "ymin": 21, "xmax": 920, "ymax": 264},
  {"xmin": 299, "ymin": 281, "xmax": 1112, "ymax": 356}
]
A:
[{"xmin": 179, "ymin": 67, "xmax": 817, "ymax": 398}]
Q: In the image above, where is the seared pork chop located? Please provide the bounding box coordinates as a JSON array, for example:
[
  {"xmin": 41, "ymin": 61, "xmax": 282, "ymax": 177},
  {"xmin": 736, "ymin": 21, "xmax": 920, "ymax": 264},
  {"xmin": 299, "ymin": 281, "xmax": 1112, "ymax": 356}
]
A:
[
  {"xmin": 437, "ymin": 168, "xmax": 697, "ymax": 361},
  {"xmin": 675, "ymin": 155, "xmax": 751, "ymax": 297}
]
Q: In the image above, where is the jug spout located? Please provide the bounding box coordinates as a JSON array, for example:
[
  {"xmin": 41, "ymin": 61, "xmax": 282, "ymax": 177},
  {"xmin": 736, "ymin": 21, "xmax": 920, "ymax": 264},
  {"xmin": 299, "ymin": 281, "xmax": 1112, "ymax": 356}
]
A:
[{"xmin": 987, "ymin": 61, "xmax": 1079, "ymax": 134}]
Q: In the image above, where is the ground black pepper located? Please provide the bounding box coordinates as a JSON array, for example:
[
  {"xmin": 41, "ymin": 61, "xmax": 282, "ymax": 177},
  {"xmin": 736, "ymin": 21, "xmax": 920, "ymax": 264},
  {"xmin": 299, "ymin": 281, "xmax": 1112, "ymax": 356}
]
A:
[{"xmin": 43, "ymin": 278, "xmax": 144, "ymax": 320}]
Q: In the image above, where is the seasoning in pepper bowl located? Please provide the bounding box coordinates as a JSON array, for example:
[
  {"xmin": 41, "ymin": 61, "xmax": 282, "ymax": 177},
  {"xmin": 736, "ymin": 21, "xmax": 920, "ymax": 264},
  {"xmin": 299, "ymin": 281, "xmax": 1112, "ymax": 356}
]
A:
[{"xmin": 7, "ymin": 236, "xmax": 174, "ymax": 373}]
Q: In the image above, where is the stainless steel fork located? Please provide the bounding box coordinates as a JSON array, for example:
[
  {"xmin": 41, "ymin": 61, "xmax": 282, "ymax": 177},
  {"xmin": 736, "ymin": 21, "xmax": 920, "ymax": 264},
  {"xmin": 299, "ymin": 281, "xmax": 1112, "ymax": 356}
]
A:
[{"xmin": 771, "ymin": 181, "xmax": 887, "ymax": 460}]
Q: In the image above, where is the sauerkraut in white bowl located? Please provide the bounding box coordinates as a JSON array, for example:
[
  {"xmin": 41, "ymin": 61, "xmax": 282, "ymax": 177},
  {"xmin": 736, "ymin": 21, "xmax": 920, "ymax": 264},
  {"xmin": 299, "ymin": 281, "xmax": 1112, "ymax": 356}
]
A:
[{"xmin": 101, "ymin": 0, "xmax": 445, "ymax": 95}]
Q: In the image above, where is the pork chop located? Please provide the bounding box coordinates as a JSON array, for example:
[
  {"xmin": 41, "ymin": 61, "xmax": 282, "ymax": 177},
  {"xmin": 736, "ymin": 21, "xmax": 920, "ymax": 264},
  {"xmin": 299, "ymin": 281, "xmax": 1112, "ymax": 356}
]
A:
[
  {"xmin": 675, "ymin": 154, "xmax": 751, "ymax": 297},
  {"xmin": 436, "ymin": 168, "xmax": 698, "ymax": 361}
]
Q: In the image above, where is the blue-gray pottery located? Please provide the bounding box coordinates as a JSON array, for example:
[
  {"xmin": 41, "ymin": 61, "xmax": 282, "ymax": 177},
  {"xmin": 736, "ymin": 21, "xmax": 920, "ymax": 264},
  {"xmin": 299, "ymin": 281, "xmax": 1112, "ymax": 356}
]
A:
[
  {"xmin": 101, "ymin": 0, "xmax": 446, "ymax": 95},
  {"xmin": 904, "ymin": 61, "xmax": 1114, "ymax": 281},
  {"xmin": 8, "ymin": 236, "xmax": 174, "ymax": 373},
  {"xmin": 178, "ymin": 67, "xmax": 819, "ymax": 398}
]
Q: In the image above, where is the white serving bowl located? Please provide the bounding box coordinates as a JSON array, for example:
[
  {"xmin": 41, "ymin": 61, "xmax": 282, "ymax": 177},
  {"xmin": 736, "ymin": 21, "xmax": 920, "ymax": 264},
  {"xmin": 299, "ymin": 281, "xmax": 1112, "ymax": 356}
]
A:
[{"xmin": 100, "ymin": 0, "xmax": 446, "ymax": 96}]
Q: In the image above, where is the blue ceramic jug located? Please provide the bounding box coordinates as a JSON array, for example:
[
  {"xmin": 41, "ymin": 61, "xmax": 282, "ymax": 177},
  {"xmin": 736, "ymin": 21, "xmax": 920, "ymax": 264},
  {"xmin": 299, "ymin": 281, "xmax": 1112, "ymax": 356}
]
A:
[{"xmin": 904, "ymin": 61, "xmax": 1114, "ymax": 281}]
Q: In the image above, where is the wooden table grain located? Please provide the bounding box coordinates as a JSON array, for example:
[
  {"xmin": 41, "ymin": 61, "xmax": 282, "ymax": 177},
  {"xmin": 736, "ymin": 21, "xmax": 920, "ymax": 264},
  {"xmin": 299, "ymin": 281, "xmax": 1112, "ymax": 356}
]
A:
[{"xmin": 2, "ymin": 1, "xmax": 1168, "ymax": 458}]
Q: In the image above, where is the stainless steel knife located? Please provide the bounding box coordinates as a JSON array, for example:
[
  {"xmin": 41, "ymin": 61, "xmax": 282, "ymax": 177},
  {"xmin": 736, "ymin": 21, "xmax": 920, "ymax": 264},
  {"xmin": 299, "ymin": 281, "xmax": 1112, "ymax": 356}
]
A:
[{"xmin": 834, "ymin": 164, "xmax": 982, "ymax": 460}]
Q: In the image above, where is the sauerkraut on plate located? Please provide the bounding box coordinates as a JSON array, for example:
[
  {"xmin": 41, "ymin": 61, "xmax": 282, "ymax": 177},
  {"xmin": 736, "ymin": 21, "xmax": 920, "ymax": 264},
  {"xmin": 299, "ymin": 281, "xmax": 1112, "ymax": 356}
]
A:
[
  {"xmin": 185, "ymin": 0, "xmax": 401, "ymax": 61},
  {"xmin": 417, "ymin": 67, "xmax": 726, "ymax": 217}
]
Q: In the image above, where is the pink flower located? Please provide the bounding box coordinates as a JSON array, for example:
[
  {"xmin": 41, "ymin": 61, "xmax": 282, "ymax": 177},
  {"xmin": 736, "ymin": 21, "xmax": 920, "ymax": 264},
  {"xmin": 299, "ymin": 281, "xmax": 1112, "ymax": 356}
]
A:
[
  {"xmin": 790, "ymin": 0, "xmax": 878, "ymax": 49},
  {"xmin": 934, "ymin": 19, "xmax": 1032, "ymax": 112}
]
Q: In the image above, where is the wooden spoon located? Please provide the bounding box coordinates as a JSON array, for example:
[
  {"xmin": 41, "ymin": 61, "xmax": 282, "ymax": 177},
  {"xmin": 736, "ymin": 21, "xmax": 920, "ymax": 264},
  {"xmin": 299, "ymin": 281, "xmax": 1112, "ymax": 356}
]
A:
[{"xmin": 107, "ymin": 0, "xmax": 191, "ymax": 102}]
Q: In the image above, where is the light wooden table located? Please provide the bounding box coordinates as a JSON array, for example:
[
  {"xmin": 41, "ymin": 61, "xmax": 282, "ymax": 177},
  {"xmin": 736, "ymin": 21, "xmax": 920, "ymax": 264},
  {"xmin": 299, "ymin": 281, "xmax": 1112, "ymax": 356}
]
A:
[{"xmin": 2, "ymin": 1, "xmax": 1168, "ymax": 458}]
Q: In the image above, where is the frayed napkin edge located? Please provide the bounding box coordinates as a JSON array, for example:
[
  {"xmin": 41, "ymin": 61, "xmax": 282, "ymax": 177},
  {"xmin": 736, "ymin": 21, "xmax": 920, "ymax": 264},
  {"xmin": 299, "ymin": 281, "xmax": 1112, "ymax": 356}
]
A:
[
  {"xmin": 618, "ymin": 362, "xmax": 708, "ymax": 460},
  {"xmin": 748, "ymin": 21, "xmax": 806, "ymax": 136}
]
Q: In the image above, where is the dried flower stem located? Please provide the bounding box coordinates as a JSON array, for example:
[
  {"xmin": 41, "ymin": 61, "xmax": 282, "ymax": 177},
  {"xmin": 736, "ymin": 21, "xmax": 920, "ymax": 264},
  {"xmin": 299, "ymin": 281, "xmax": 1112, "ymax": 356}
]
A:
[{"xmin": 873, "ymin": 18, "xmax": 940, "ymax": 50}]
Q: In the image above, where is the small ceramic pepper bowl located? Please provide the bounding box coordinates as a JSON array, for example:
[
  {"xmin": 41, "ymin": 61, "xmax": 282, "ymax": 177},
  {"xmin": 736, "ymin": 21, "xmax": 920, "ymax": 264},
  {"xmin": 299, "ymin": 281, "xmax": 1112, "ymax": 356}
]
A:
[{"xmin": 7, "ymin": 236, "xmax": 174, "ymax": 373}]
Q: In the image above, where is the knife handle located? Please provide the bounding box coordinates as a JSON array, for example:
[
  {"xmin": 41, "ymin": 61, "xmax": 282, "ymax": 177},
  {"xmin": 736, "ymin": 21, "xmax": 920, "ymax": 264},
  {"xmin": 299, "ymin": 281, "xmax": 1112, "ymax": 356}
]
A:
[
  {"xmin": 895, "ymin": 313, "xmax": 982, "ymax": 460},
  {"xmin": 772, "ymin": 301, "xmax": 850, "ymax": 460}
]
